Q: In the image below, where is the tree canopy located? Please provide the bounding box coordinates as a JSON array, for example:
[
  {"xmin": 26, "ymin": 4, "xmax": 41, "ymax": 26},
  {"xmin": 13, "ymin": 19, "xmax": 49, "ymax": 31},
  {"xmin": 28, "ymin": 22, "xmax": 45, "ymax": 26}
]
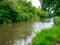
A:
[{"xmin": 39, "ymin": 0, "xmax": 60, "ymax": 16}]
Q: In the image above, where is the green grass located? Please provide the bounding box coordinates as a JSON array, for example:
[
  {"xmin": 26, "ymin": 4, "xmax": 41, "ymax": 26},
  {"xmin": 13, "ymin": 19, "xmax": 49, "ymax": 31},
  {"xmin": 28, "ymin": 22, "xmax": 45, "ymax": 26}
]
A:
[
  {"xmin": 32, "ymin": 25, "xmax": 60, "ymax": 45},
  {"xmin": 32, "ymin": 16, "xmax": 60, "ymax": 45}
]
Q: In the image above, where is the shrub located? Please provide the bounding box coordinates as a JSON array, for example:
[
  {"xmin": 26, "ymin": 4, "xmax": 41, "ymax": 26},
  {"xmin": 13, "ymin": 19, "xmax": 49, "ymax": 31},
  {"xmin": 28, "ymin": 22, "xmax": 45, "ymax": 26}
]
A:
[
  {"xmin": 0, "ymin": 0, "xmax": 49, "ymax": 24},
  {"xmin": 54, "ymin": 16, "xmax": 60, "ymax": 24}
]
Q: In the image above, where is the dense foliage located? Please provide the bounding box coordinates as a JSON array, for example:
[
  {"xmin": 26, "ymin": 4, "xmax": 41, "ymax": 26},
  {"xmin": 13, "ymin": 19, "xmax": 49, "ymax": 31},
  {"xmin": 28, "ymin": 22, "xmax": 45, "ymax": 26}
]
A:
[
  {"xmin": 39, "ymin": 0, "xmax": 60, "ymax": 16},
  {"xmin": 0, "ymin": 0, "xmax": 49, "ymax": 24},
  {"xmin": 54, "ymin": 16, "xmax": 60, "ymax": 24}
]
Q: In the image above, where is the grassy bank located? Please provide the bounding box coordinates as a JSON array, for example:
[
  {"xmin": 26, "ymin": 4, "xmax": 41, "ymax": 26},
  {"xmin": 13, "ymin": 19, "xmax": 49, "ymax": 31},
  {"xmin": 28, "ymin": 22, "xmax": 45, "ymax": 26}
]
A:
[{"xmin": 32, "ymin": 16, "xmax": 60, "ymax": 45}]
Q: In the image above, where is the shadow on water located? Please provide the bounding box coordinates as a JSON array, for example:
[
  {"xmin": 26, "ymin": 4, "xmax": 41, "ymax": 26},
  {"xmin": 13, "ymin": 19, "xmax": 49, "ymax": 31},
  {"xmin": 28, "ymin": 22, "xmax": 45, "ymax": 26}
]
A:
[{"xmin": 0, "ymin": 18, "xmax": 54, "ymax": 45}]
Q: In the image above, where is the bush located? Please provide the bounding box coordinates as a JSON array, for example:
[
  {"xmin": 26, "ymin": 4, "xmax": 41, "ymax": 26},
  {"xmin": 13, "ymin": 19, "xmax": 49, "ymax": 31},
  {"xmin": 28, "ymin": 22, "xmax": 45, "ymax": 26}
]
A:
[
  {"xmin": 54, "ymin": 16, "xmax": 60, "ymax": 24},
  {"xmin": 0, "ymin": 0, "xmax": 49, "ymax": 24},
  {"xmin": 0, "ymin": 5, "xmax": 21, "ymax": 23}
]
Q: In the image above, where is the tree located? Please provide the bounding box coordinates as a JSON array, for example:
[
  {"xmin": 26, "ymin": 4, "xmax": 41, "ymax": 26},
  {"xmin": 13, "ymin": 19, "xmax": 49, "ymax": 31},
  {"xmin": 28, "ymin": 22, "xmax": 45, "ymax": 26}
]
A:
[{"xmin": 39, "ymin": 0, "xmax": 60, "ymax": 16}]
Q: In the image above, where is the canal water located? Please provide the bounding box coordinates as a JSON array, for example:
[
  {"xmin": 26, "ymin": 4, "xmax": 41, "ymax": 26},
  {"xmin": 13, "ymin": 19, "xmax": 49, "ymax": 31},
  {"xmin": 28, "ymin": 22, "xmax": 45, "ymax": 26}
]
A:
[{"xmin": 0, "ymin": 18, "xmax": 54, "ymax": 45}]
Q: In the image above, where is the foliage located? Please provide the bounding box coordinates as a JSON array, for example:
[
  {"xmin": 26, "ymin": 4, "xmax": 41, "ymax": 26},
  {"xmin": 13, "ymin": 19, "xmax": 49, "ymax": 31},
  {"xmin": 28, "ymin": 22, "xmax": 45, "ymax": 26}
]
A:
[
  {"xmin": 0, "ymin": 4, "xmax": 21, "ymax": 24},
  {"xmin": 54, "ymin": 16, "xmax": 60, "ymax": 24},
  {"xmin": 0, "ymin": 0, "xmax": 49, "ymax": 24},
  {"xmin": 39, "ymin": 0, "xmax": 60, "ymax": 16}
]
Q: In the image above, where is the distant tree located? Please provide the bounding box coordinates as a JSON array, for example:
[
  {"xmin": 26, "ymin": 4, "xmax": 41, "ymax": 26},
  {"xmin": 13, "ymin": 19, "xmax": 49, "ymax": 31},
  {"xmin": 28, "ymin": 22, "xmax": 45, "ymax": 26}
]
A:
[{"xmin": 39, "ymin": 0, "xmax": 60, "ymax": 16}]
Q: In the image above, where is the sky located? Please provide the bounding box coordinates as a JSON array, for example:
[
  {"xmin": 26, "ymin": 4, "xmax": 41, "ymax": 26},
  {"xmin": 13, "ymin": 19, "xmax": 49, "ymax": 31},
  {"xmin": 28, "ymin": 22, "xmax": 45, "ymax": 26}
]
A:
[
  {"xmin": 28, "ymin": 0, "xmax": 41, "ymax": 8},
  {"xmin": 32, "ymin": 0, "xmax": 40, "ymax": 8}
]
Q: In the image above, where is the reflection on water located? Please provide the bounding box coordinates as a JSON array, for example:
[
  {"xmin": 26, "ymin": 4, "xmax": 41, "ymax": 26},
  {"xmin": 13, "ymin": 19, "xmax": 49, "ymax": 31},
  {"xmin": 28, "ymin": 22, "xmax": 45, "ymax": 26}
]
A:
[
  {"xmin": 0, "ymin": 18, "xmax": 54, "ymax": 45},
  {"xmin": 0, "ymin": 22, "xmax": 32, "ymax": 45}
]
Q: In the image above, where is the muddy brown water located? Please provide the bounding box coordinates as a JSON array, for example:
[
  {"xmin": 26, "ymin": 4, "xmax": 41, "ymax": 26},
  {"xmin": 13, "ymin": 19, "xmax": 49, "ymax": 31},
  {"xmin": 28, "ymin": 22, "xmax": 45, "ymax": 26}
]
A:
[{"xmin": 0, "ymin": 18, "xmax": 54, "ymax": 45}]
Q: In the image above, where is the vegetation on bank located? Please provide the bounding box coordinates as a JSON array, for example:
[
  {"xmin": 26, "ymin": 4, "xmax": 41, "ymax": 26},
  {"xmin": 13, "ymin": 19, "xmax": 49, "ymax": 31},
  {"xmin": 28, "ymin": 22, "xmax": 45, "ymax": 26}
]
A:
[
  {"xmin": 32, "ymin": 16, "xmax": 60, "ymax": 45},
  {"xmin": 54, "ymin": 16, "xmax": 60, "ymax": 24},
  {"xmin": 0, "ymin": 0, "xmax": 49, "ymax": 24}
]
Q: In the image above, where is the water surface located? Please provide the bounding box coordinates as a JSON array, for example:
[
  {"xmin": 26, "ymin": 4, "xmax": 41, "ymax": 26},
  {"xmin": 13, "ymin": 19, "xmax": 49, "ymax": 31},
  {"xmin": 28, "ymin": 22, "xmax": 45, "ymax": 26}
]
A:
[{"xmin": 0, "ymin": 18, "xmax": 54, "ymax": 45}]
